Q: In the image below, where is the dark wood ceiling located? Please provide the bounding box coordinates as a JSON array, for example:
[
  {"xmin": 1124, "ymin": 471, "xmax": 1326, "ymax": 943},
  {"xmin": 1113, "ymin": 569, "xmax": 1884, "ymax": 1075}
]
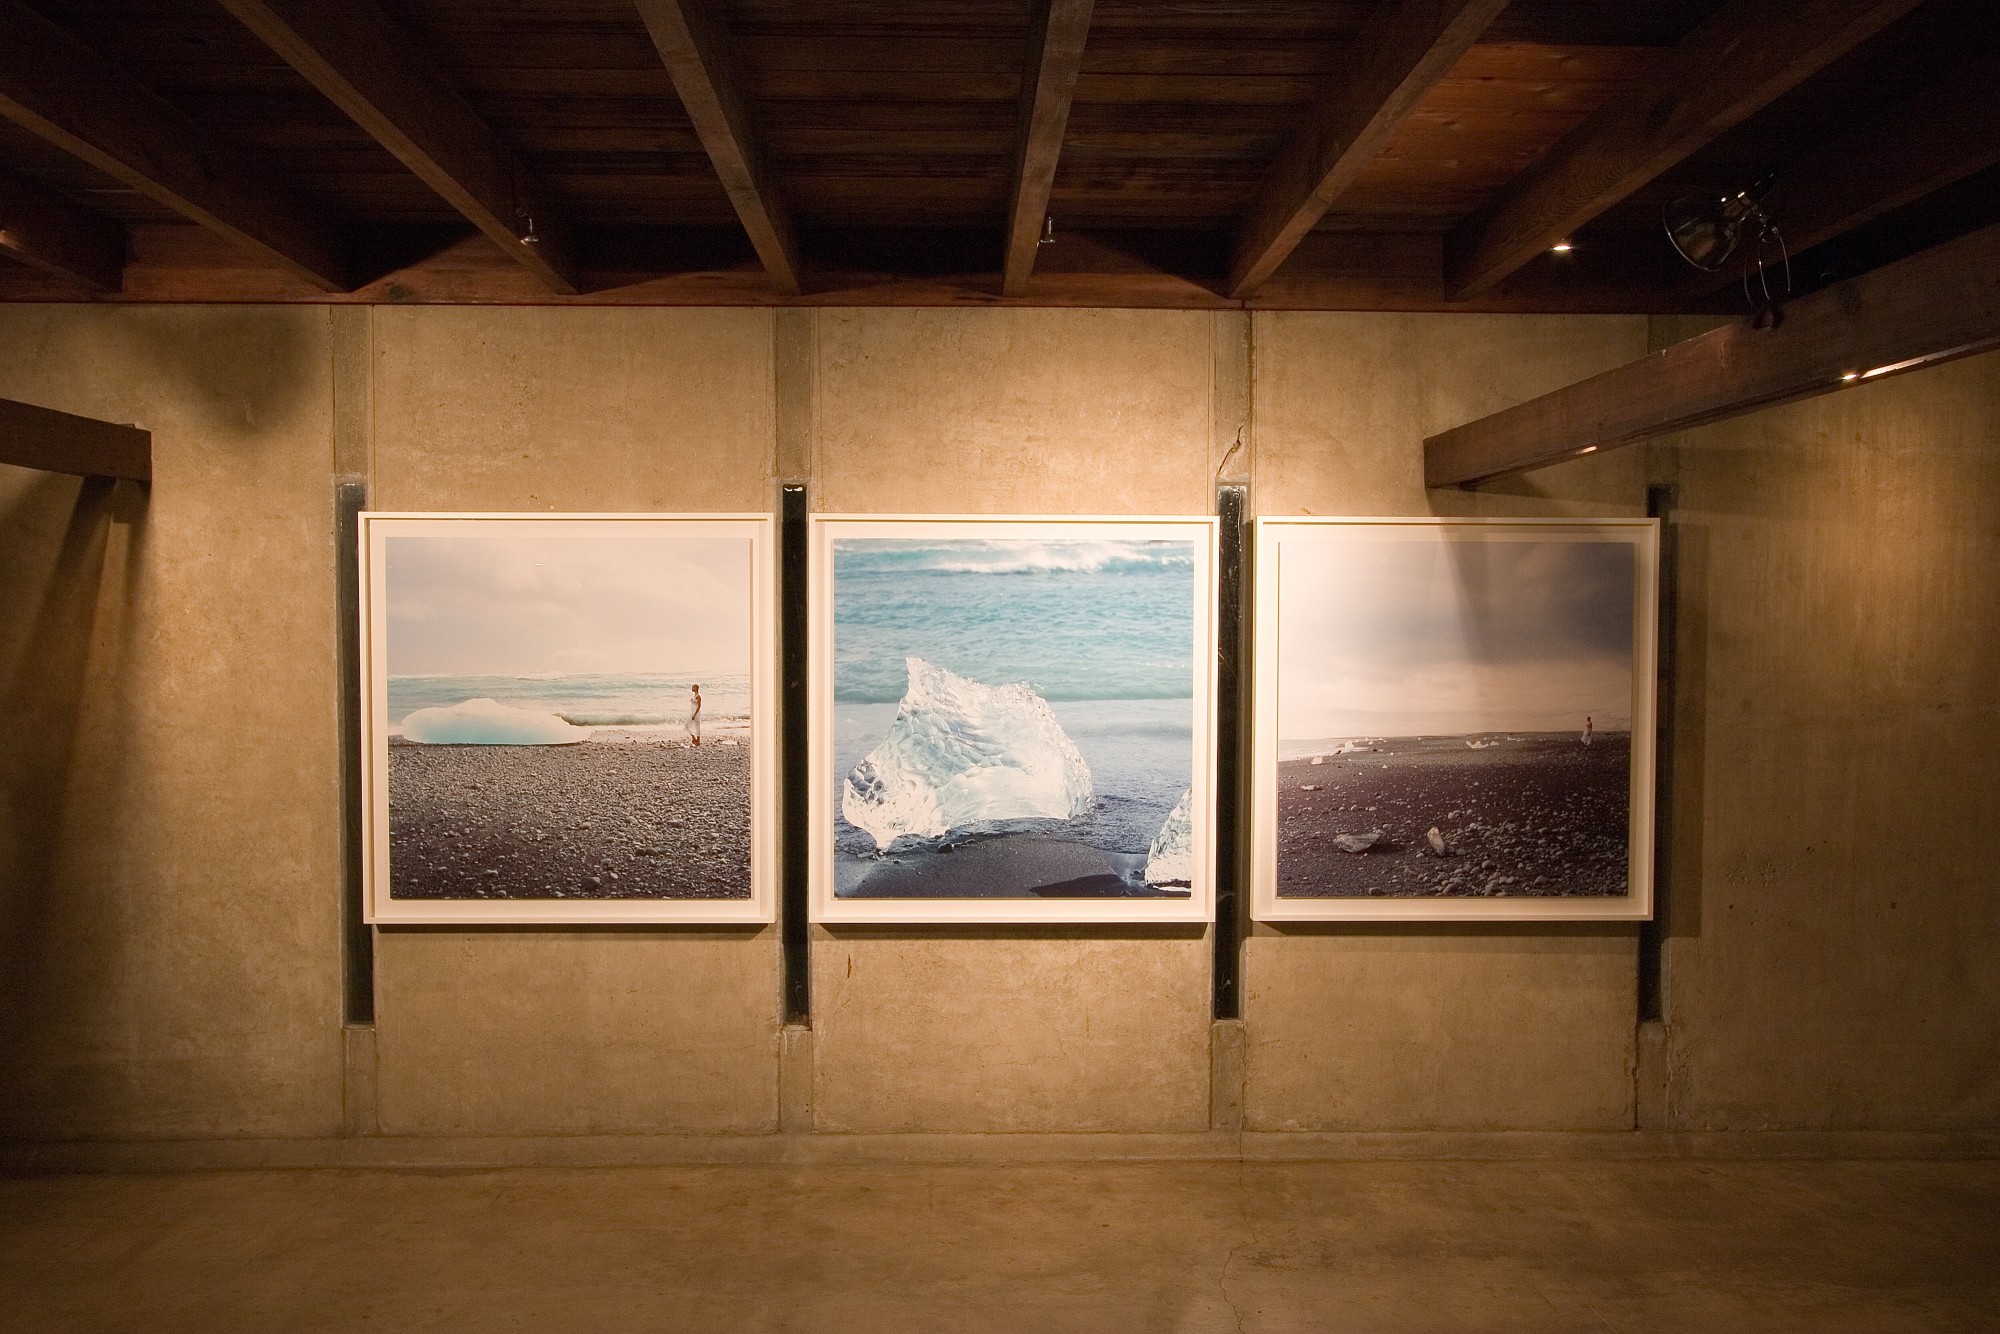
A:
[{"xmin": 0, "ymin": 0, "xmax": 1993, "ymax": 310}]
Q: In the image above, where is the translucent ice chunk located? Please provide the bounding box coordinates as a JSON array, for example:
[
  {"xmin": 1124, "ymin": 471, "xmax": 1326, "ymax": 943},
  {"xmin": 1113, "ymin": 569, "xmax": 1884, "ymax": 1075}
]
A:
[
  {"xmin": 840, "ymin": 657, "xmax": 1093, "ymax": 852},
  {"xmin": 1144, "ymin": 787, "xmax": 1194, "ymax": 886}
]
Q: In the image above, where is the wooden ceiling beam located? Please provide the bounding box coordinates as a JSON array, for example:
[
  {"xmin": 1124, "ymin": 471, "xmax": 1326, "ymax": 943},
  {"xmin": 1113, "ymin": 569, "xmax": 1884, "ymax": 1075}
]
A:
[
  {"xmin": 0, "ymin": 0, "xmax": 345, "ymax": 292},
  {"xmin": 1425, "ymin": 221, "xmax": 2000, "ymax": 487},
  {"xmin": 0, "ymin": 163, "xmax": 124, "ymax": 292},
  {"xmin": 1444, "ymin": 0, "xmax": 1926, "ymax": 300},
  {"xmin": 0, "ymin": 222, "xmax": 1687, "ymax": 313},
  {"xmin": 1227, "ymin": 0, "xmax": 1508, "ymax": 300},
  {"xmin": 1002, "ymin": 0, "xmax": 1094, "ymax": 297},
  {"xmin": 216, "ymin": 0, "xmax": 580, "ymax": 295},
  {"xmin": 635, "ymin": 0, "xmax": 801, "ymax": 295},
  {"xmin": 1678, "ymin": 54, "xmax": 2000, "ymax": 300},
  {"xmin": 0, "ymin": 396, "xmax": 150, "ymax": 480}
]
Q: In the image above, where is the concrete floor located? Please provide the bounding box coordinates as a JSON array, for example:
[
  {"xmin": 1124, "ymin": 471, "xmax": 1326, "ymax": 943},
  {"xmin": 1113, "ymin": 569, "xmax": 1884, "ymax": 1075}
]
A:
[{"xmin": 2, "ymin": 1159, "xmax": 1997, "ymax": 1332}]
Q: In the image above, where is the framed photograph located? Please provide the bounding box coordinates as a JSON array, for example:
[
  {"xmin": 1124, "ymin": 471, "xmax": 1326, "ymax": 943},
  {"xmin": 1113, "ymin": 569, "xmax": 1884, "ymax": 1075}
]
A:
[
  {"xmin": 360, "ymin": 513, "xmax": 776, "ymax": 923},
  {"xmin": 811, "ymin": 515, "xmax": 1217, "ymax": 924},
  {"xmin": 1252, "ymin": 517, "xmax": 1659, "ymax": 921}
]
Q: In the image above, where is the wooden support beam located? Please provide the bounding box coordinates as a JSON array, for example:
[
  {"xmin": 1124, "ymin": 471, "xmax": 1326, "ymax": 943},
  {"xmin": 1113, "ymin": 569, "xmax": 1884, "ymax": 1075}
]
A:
[
  {"xmin": 1444, "ymin": 0, "xmax": 1925, "ymax": 300},
  {"xmin": 0, "ymin": 0, "xmax": 344, "ymax": 292},
  {"xmin": 216, "ymin": 0, "xmax": 580, "ymax": 294},
  {"xmin": 1002, "ymin": 0, "xmax": 1094, "ymax": 297},
  {"xmin": 1227, "ymin": 0, "xmax": 1508, "ymax": 300},
  {"xmin": 0, "ymin": 221, "xmax": 1692, "ymax": 312},
  {"xmin": 1679, "ymin": 54, "xmax": 2000, "ymax": 300},
  {"xmin": 0, "ymin": 396, "xmax": 150, "ymax": 480},
  {"xmin": 635, "ymin": 0, "xmax": 801, "ymax": 295},
  {"xmin": 1425, "ymin": 221, "xmax": 2000, "ymax": 487},
  {"xmin": 0, "ymin": 163, "xmax": 124, "ymax": 291}
]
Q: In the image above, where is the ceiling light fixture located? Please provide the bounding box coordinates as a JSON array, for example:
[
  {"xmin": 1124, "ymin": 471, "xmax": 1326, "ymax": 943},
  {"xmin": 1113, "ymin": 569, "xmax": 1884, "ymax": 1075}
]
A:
[
  {"xmin": 1665, "ymin": 173, "xmax": 1789, "ymax": 329},
  {"xmin": 1550, "ymin": 241, "xmax": 1573, "ymax": 253}
]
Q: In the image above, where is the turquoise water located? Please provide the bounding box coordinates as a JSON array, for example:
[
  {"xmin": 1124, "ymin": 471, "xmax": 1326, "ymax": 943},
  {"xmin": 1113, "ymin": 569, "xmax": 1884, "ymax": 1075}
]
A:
[
  {"xmin": 830, "ymin": 537, "xmax": 1197, "ymax": 884},
  {"xmin": 832, "ymin": 538, "xmax": 1195, "ymax": 703},
  {"xmin": 388, "ymin": 671, "xmax": 751, "ymax": 738}
]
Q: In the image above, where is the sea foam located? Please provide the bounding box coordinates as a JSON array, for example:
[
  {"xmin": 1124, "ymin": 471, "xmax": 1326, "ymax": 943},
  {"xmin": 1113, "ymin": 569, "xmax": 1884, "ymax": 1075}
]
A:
[
  {"xmin": 398, "ymin": 697, "xmax": 590, "ymax": 745},
  {"xmin": 841, "ymin": 657, "xmax": 1093, "ymax": 851}
]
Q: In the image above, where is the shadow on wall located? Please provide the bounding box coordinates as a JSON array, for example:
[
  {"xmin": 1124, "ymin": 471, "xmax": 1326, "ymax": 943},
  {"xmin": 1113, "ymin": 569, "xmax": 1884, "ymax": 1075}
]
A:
[
  {"xmin": 0, "ymin": 472, "xmax": 148, "ymax": 1086},
  {"xmin": 68, "ymin": 305, "xmax": 325, "ymax": 448},
  {"xmin": 1664, "ymin": 517, "xmax": 1708, "ymax": 946}
]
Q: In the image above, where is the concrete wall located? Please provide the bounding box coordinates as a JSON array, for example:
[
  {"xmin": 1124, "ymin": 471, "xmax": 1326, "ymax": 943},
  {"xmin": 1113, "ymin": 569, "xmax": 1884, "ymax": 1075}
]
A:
[
  {"xmin": 362, "ymin": 307, "xmax": 783, "ymax": 1137},
  {"xmin": 0, "ymin": 307, "xmax": 344, "ymax": 1140},
  {"xmin": 1656, "ymin": 350, "xmax": 2000, "ymax": 1130},
  {"xmin": 1244, "ymin": 313, "xmax": 1649, "ymax": 1132},
  {"xmin": 808, "ymin": 310, "xmax": 1217, "ymax": 1135},
  {"xmin": 1, "ymin": 301, "xmax": 1993, "ymax": 1148}
]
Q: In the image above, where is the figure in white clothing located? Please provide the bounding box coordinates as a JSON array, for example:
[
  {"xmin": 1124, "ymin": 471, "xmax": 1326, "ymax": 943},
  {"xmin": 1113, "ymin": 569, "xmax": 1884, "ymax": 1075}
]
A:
[
  {"xmin": 688, "ymin": 683, "xmax": 703, "ymax": 747},
  {"xmin": 1581, "ymin": 714, "xmax": 1594, "ymax": 747}
]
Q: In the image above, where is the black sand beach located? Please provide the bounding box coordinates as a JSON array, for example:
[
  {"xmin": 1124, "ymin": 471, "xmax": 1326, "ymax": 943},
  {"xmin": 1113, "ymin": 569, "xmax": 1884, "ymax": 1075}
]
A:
[
  {"xmin": 1277, "ymin": 734, "xmax": 1629, "ymax": 898},
  {"xmin": 388, "ymin": 738, "xmax": 751, "ymax": 900},
  {"xmin": 838, "ymin": 829, "xmax": 1191, "ymax": 899}
]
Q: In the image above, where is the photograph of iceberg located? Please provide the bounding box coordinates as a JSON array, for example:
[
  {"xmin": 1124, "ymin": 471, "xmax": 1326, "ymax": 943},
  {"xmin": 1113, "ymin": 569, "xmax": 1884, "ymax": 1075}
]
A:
[
  {"xmin": 828, "ymin": 532, "xmax": 1202, "ymax": 903},
  {"xmin": 370, "ymin": 518, "xmax": 760, "ymax": 907},
  {"xmin": 1270, "ymin": 527, "xmax": 1650, "ymax": 905}
]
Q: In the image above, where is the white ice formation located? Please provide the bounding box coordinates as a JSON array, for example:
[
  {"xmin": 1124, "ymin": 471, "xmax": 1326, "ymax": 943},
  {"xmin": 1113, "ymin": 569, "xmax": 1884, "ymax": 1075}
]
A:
[
  {"xmin": 1331, "ymin": 830, "xmax": 1382, "ymax": 854},
  {"xmin": 1144, "ymin": 787, "xmax": 1194, "ymax": 886},
  {"xmin": 398, "ymin": 697, "xmax": 590, "ymax": 745},
  {"xmin": 841, "ymin": 658, "xmax": 1093, "ymax": 852}
]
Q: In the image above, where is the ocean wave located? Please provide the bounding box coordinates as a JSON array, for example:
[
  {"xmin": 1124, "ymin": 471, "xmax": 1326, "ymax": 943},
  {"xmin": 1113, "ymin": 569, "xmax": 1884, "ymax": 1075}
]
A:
[
  {"xmin": 558, "ymin": 710, "xmax": 749, "ymax": 726},
  {"xmin": 837, "ymin": 539, "xmax": 1192, "ymax": 577},
  {"xmin": 388, "ymin": 673, "xmax": 753, "ymax": 732},
  {"xmin": 835, "ymin": 685, "xmax": 1192, "ymax": 705}
]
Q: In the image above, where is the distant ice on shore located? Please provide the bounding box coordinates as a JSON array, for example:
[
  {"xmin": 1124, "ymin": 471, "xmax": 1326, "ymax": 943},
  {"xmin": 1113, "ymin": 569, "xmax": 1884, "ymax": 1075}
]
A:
[
  {"xmin": 398, "ymin": 697, "xmax": 589, "ymax": 745},
  {"xmin": 841, "ymin": 657, "xmax": 1093, "ymax": 851}
]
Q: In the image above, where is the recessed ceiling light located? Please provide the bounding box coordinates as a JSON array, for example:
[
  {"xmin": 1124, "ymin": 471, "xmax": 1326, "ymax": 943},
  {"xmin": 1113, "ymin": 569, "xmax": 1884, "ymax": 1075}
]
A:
[{"xmin": 1550, "ymin": 241, "xmax": 1574, "ymax": 253}]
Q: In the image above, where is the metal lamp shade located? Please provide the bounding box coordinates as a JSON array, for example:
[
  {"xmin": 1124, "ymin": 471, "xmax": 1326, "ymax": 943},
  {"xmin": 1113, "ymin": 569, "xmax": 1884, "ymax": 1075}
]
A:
[{"xmin": 1664, "ymin": 194, "xmax": 1747, "ymax": 271}]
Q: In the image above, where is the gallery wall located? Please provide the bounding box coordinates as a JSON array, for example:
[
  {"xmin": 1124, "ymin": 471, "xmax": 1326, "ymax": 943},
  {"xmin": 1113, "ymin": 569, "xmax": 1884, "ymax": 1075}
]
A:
[
  {"xmin": 0, "ymin": 302, "xmax": 1992, "ymax": 1151},
  {"xmin": 1657, "ymin": 349, "xmax": 2000, "ymax": 1130}
]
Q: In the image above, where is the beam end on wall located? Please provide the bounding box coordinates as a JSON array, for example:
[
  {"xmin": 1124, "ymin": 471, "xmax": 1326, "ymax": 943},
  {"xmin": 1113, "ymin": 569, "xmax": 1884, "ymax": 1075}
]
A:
[
  {"xmin": 0, "ymin": 395, "xmax": 151, "ymax": 480},
  {"xmin": 1427, "ymin": 220, "xmax": 2000, "ymax": 487}
]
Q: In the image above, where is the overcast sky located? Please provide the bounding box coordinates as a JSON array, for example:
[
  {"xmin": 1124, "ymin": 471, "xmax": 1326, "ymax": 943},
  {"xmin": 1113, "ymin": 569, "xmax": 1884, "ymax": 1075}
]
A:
[
  {"xmin": 385, "ymin": 526, "xmax": 751, "ymax": 677},
  {"xmin": 1277, "ymin": 535, "xmax": 1635, "ymax": 739}
]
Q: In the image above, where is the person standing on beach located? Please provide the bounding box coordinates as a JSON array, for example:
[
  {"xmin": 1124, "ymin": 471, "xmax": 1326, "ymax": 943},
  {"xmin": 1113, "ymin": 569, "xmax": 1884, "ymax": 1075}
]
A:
[
  {"xmin": 688, "ymin": 683, "xmax": 702, "ymax": 747},
  {"xmin": 1582, "ymin": 714, "xmax": 1594, "ymax": 747}
]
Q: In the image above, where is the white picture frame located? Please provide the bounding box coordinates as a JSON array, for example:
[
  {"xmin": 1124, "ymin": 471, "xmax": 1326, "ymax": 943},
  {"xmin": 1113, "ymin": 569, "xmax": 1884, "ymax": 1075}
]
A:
[
  {"xmin": 1252, "ymin": 516, "xmax": 1659, "ymax": 922},
  {"xmin": 360, "ymin": 512, "xmax": 777, "ymax": 924},
  {"xmin": 811, "ymin": 514, "xmax": 1218, "ymax": 925}
]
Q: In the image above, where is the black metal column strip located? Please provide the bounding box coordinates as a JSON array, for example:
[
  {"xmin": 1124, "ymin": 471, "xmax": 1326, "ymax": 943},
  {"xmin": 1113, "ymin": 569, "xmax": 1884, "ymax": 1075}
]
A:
[
  {"xmin": 1640, "ymin": 484, "xmax": 1678, "ymax": 1024},
  {"xmin": 780, "ymin": 484, "xmax": 811, "ymax": 1024},
  {"xmin": 1212, "ymin": 485, "xmax": 1248, "ymax": 1021},
  {"xmin": 335, "ymin": 478, "xmax": 374, "ymax": 1026}
]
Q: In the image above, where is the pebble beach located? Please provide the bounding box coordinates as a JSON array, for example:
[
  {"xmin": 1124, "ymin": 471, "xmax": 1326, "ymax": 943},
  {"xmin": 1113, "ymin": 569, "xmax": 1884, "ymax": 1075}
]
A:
[
  {"xmin": 1276, "ymin": 733, "xmax": 1630, "ymax": 899},
  {"xmin": 387, "ymin": 737, "xmax": 751, "ymax": 900}
]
